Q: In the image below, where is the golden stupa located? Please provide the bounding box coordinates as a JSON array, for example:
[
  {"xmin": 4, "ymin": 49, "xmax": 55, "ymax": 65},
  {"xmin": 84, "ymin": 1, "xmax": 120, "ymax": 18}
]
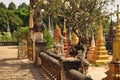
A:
[
  {"xmin": 93, "ymin": 20, "xmax": 110, "ymax": 65},
  {"xmin": 72, "ymin": 29, "xmax": 79, "ymax": 45},
  {"xmin": 104, "ymin": 5, "xmax": 120, "ymax": 80}
]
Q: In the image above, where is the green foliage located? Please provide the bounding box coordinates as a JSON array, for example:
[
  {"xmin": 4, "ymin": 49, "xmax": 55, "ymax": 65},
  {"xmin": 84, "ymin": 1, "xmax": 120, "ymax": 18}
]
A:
[
  {"xmin": 7, "ymin": 10, "xmax": 23, "ymax": 32},
  {"xmin": 91, "ymin": 63, "xmax": 101, "ymax": 67},
  {"xmin": 0, "ymin": 32, "xmax": 13, "ymax": 41},
  {"xmin": 18, "ymin": 2, "xmax": 29, "ymax": 10},
  {"xmin": 8, "ymin": 2, "xmax": 16, "ymax": 10},
  {"xmin": 0, "ymin": 2, "xmax": 7, "ymax": 9},
  {"xmin": 0, "ymin": 8, "xmax": 23, "ymax": 33},
  {"xmin": 0, "ymin": 8, "xmax": 8, "ymax": 31},
  {"xmin": 17, "ymin": 27, "xmax": 29, "ymax": 40},
  {"xmin": 43, "ymin": 29, "xmax": 54, "ymax": 50},
  {"xmin": 14, "ymin": 7, "xmax": 29, "ymax": 27}
]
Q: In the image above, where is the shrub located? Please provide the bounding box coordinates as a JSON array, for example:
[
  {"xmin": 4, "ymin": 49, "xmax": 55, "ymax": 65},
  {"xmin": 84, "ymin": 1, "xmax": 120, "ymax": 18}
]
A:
[{"xmin": 43, "ymin": 29, "xmax": 54, "ymax": 50}]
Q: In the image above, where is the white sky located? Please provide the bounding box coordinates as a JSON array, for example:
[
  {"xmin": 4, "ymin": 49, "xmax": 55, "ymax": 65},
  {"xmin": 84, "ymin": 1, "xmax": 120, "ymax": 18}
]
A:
[
  {"xmin": 107, "ymin": 0, "xmax": 120, "ymax": 21},
  {"xmin": 0, "ymin": 0, "xmax": 120, "ymax": 21},
  {"xmin": 0, "ymin": 0, "xmax": 29, "ymax": 7}
]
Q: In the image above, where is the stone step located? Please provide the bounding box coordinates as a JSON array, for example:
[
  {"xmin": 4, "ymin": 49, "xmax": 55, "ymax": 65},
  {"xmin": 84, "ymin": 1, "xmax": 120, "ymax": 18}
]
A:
[
  {"xmin": 98, "ymin": 55, "xmax": 110, "ymax": 59},
  {"xmin": 96, "ymin": 51, "xmax": 108, "ymax": 55},
  {"xmin": 95, "ymin": 60, "xmax": 110, "ymax": 65}
]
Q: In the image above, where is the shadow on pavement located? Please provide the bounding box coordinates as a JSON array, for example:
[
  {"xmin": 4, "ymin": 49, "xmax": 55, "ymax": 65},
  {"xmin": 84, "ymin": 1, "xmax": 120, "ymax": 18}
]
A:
[{"xmin": 0, "ymin": 58, "xmax": 48, "ymax": 80}]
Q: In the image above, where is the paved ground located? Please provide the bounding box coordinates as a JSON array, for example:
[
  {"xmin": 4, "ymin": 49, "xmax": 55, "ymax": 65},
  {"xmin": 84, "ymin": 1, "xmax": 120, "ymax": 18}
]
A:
[
  {"xmin": 0, "ymin": 46, "xmax": 109, "ymax": 80},
  {"xmin": 0, "ymin": 46, "xmax": 49, "ymax": 80},
  {"xmin": 88, "ymin": 65, "xmax": 109, "ymax": 80}
]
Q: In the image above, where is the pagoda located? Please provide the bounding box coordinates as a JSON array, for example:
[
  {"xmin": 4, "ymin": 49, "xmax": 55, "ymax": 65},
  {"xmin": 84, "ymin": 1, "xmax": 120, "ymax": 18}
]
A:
[
  {"xmin": 63, "ymin": 19, "xmax": 70, "ymax": 58},
  {"xmin": 93, "ymin": 20, "xmax": 110, "ymax": 65},
  {"xmin": 105, "ymin": 17, "xmax": 114, "ymax": 54},
  {"xmin": 87, "ymin": 33, "xmax": 95, "ymax": 62},
  {"xmin": 104, "ymin": 5, "xmax": 120, "ymax": 80}
]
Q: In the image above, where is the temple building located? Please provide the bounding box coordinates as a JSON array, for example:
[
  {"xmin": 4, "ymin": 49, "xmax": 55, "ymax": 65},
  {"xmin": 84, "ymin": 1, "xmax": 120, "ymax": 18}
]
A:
[{"xmin": 105, "ymin": 17, "xmax": 114, "ymax": 54}]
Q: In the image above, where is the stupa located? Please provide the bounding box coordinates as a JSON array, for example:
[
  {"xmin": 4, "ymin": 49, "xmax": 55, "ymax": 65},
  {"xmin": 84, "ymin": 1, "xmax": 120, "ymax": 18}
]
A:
[
  {"xmin": 104, "ymin": 5, "xmax": 120, "ymax": 80},
  {"xmin": 93, "ymin": 20, "xmax": 110, "ymax": 65},
  {"xmin": 63, "ymin": 19, "xmax": 70, "ymax": 58},
  {"xmin": 71, "ymin": 29, "xmax": 79, "ymax": 45},
  {"xmin": 87, "ymin": 33, "xmax": 95, "ymax": 62}
]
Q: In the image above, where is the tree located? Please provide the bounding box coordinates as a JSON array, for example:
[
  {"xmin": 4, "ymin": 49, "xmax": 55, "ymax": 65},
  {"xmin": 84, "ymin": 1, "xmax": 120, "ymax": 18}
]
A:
[
  {"xmin": 38, "ymin": 0, "xmax": 114, "ymax": 42},
  {"xmin": 0, "ymin": 8, "xmax": 8, "ymax": 32},
  {"xmin": 0, "ymin": 2, "xmax": 7, "ymax": 9},
  {"xmin": 0, "ymin": 8, "xmax": 23, "ymax": 33},
  {"xmin": 7, "ymin": 10, "xmax": 23, "ymax": 33},
  {"xmin": 43, "ymin": 29, "xmax": 54, "ymax": 49},
  {"xmin": 35, "ymin": 0, "xmax": 115, "ymax": 56},
  {"xmin": 18, "ymin": 2, "xmax": 29, "ymax": 10},
  {"xmin": 17, "ymin": 27, "xmax": 29, "ymax": 40},
  {"xmin": 8, "ymin": 2, "xmax": 16, "ymax": 10},
  {"xmin": 14, "ymin": 3, "xmax": 29, "ymax": 27}
]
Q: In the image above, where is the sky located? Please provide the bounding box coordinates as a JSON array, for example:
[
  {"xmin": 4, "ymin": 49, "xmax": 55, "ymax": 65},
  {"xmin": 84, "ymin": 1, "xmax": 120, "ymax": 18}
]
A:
[
  {"xmin": 0, "ymin": 0, "xmax": 120, "ymax": 10},
  {"xmin": 0, "ymin": 0, "xmax": 120, "ymax": 21},
  {"xmin": 0, "ymin": 0, "xmax": 29, "ymax": 7},
  {"xmin": 0, "ymin": 0, "xmax": 120, "ymax": 8}
]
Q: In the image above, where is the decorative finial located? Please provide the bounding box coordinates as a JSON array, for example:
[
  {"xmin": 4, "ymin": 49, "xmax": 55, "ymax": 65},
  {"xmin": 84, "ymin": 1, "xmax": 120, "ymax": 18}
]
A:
[
  {"xmin": 63, "ymin": 18, "xmax": 67, "ymax": 37},
  {"xmin": 98, "ymin": 19, "xmax": 102, "ymax": 27},
  {"xmin": 116, "ymin": 4, "xmax": 119, "ymax": 25}
]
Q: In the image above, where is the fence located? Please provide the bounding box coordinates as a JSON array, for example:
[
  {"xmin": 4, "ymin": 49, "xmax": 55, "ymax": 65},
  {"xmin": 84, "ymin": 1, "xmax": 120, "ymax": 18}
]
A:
[
  {"xmin": 39, "ymin": 52, "xmax": 92, "ymax": 80},
  {"xmin": 0, "ymin": 42, "xmax": 18, "ymax": 46}
]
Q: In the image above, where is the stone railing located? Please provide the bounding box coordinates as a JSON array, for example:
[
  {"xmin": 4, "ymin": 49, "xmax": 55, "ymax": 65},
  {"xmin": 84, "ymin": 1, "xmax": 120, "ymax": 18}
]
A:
[
  {"xmin": 0, "ymin": 42, "xmax": 18, "ymax": 46},
  {"xmin": 39, "ymin": 52, "xmax": 61, "ymax": 80},
  {"xmin": 67, "ymin": 69, "xmax": 92, "ymax": 80},
  {"xmin": 39, "ymin": 52, "xmax": 92, "ymax": 80}
]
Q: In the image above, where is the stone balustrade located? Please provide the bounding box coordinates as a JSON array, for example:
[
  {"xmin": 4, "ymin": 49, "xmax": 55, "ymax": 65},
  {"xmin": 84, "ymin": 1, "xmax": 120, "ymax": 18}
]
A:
[
  {"xmin": 68, "ymin": 69, "xmax": 92, "ymax": 80},
  {"xmin": 0, "ymin": 42, "xmax": 18, "ymax": 46},
  {"xmin": 39, "ymin": 52, "xmax": 92, "ymax": 80},
  {"xmin": 39, "ymin": 52, "xmax": 60, "ymax": 80}
]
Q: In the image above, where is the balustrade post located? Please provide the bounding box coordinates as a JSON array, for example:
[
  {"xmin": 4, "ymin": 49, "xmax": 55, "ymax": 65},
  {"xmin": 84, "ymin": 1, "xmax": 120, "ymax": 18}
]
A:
[
  {"xmin": 58, "ymin": 57, "xmax": 81, "ymax": 80},
  {"xmin": 35, "ymin": 41, "xmax": 46, "ymax": 66}
]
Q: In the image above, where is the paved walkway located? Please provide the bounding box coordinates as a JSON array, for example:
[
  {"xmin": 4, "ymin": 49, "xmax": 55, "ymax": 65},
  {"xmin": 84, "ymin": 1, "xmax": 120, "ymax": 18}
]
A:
[
  {"xmin": 0, "ymin": 46, "xmax": 110, "ymax": 80},
  {"xmin": 88, "ymin": 65, "xmax": 109, "ymax": 80},
  {"xmin": 0, "ymin": 46, "xmax": 49, "ymax": 80}
]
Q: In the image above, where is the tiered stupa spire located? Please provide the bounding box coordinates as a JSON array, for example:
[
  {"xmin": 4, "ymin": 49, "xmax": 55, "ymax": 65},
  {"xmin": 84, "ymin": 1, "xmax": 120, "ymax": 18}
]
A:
[
  {"xmin": 104, "ymin": 5, "xmax": 120, "ymax": 80},
  {"xmin": 87, "ymin": 32, "xmax": 95, "ymax": 62},
  {"xmin": 63, "ymin": 19, "xmax": 70, "ymax": 58},
  {"xmin": 93, "ymin": 20, "xmax": 110, "ymax": 65},
  {"xmin": 63, "ymin": 19, "xmax": 67, "ymax": 37},
  {"xmin": 112, "ymin": 5, "xmax": 120, "ymax": 61}
]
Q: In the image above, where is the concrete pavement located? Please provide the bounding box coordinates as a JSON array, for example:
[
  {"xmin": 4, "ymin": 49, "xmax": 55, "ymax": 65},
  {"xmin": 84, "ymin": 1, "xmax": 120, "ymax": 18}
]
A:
[{"xmin": 0, "ymin": 46, "xmax": 49, "ymax": 80}]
